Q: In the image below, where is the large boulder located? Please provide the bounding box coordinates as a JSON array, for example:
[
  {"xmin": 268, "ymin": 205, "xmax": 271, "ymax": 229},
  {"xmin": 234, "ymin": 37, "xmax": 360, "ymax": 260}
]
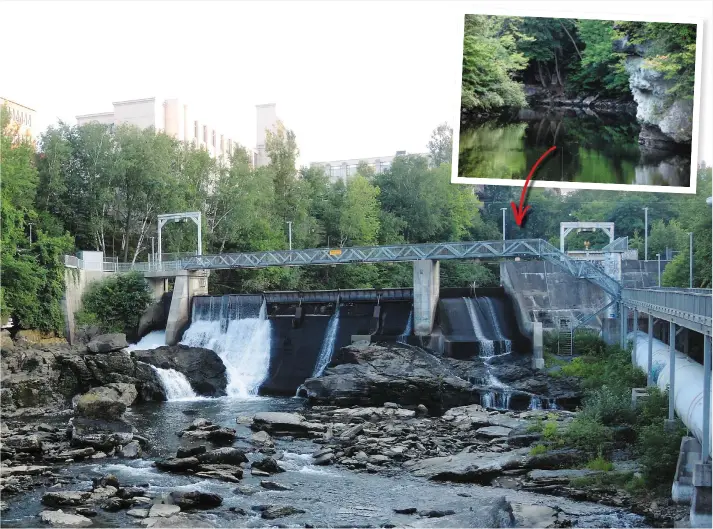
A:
[
  {"xmin": 87, "ymin": 334, "xmax": 128, "ymax": 354},
  {"xmin": 75, "ymin": 385, "xmax": 137, "ymax": 420},
  {"xmin": 133, "ymin": 346, "xmax": 227, "ymax": 397},
  {"xmin": 250, "ymin": 412, "xmax": 324, "ymax": 438},
  {"xmin": 408, "ymin": 448, "xmax": 529, "ymax": 483},
  {"xmin": 40, "ymin": 510, "xmax": 93, "ymax": 527},
  {"xmin": 169, "ymin": 491, "xmax": 222, "ymax": 510},
  {"xmin": 301, "ymin": 343, "xmax": 476, "ymax": 413},
  {"xmin": 69, "ymin": 417, "xmax": 134, "ymax": 452}
]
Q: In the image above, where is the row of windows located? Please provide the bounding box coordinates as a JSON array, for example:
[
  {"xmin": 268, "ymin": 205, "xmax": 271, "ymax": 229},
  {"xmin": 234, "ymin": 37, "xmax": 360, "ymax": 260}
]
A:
[
  {"xmin": 326, "ymin": 162, "xmax": 391, "ymax": 179},
  {"xmin": 192, "ymin": 121, "xmax": 234, "ymax": 155}
]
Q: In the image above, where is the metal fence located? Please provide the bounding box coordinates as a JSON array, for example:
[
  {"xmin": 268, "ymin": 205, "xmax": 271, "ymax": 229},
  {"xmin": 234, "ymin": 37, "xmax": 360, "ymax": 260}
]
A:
[{"xmin": 622, "ymin": 287, "xmax": 712, "ymax": 335}]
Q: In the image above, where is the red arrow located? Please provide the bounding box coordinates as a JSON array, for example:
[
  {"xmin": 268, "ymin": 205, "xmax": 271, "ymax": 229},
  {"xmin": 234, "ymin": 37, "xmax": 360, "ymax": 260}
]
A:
[{"xmin": 510, "ymin": 146, "xmax": 557, "ymax": 227}]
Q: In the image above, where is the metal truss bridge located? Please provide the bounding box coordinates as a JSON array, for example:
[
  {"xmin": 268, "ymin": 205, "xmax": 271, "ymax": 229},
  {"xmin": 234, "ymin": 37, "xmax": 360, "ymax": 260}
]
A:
[{"xmin": 182, "ymin": 239, "xmax": 622, "ymax": 296}]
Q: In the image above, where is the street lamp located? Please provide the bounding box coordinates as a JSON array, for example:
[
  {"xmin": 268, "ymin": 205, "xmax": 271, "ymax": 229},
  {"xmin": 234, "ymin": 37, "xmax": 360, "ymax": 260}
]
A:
[
  {"xmin": 500, "ymin": 208, "xmax": 507, "ymax": 241},
  {"xmin": 286, "ymin": 221, "xmax": 293, "ymax": 251},
  {"xmin": 688, "ymin": 232, "xmax": 693, "ymax": 288},
  {"xmin": 643, "ymin": 207, "xmax": 649, "ymax": 261},
  {"xmin": 656, "ymin": 253, "xmax": 661, "ymax": 287},
  {"xmin": 27, "ymin": 222, "xmax": 34, "ymax": 244}
]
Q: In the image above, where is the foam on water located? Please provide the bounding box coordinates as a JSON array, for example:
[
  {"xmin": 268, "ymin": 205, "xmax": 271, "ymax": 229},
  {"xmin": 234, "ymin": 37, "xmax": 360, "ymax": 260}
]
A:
[
  {"xmin": 127, "ymin": 330, "xmax": 166, "ymax": 351},
  {"xmin": 151, "ymin": 367, "xmax": 199, "ymax": 401}
]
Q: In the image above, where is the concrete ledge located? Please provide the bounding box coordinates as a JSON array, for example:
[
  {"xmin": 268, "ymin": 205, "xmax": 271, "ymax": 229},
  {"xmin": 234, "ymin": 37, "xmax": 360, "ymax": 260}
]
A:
[{"xmin": 672, "ymin": 437, "xmax": 702, "ymax": 504}]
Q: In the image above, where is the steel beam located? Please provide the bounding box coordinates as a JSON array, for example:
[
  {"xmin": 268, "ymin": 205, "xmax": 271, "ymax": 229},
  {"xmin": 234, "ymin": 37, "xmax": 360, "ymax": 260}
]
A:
[
  {"xmin": 648, "ymin": 314, "xmax": 654, "ymax": 386},
  {"xmin": 669, "ymin": 321, "xmax": 676, "ymax": 421},
  {"xmin": 703, "ymin": 336, "xmax": 711, "ymax": 463}
]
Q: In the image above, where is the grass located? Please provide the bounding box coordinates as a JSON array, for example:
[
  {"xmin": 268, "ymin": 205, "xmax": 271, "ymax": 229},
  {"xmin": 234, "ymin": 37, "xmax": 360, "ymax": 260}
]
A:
[
  {"xmin": 529, "ymin": 444, "xmax": 548, "ymax": 456},
  {"xmin": 585, "ymin": 455, "xmax": 614, "ymax": 472}
]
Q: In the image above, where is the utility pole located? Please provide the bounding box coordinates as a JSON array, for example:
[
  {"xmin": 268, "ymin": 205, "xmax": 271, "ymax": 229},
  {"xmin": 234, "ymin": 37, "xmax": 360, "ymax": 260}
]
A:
[
  {"xmin": 286, "ymin": 221, "xmax": 293, "ymax": 251},
  {"xmin": 643, "ymin": 207, "xmax": 649, "ymax": 261},
  {"xmin": 500, "ymin": 208, "xmax": 507, "ymax": 241},
  {"xmin": 689, "ymin": 232, "xmax": 693, "ymax": 288},
  {"xmin": 150, "ymin": 237, "xmax": 155, "ymax": 271},
  {"xmin": 656, "ymin": 253, "xmax": 661, "ymax": 287}
]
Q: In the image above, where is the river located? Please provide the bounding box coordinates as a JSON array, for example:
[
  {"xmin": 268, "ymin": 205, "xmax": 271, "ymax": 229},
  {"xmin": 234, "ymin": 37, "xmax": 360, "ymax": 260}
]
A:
[
  {"xmin": 458, "ymin": 107, "xmax": 691, "ymax": 187},
  {"xmin": 1, "ymin": 396, "xmax": 649, "ymax": 528}
]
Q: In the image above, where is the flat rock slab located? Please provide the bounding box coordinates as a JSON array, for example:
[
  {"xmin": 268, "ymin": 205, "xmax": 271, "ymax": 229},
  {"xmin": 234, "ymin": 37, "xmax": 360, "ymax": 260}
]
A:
[
  {"xmin": 40, "ymin": 510, "xmax": 93, "ymax": 527},
  {"xmin": 42, "ymin": 491, "xmax": 92, "ymax": 507},
  {"xmin": 409, "ymin": 448, "xmax": 529, "ymax": 483},
  {"xmin": 128, "ymin": 508, "xmax": 150, "ymax": 518},
  {"xmin": 149, "ymin": 504, "xmax": 181, "ymax": 518},
  {"xmin": 527, "ymin": 469, "xmax": 601, "ymax": 482},
  {"xmin": 476, "ymin": 426, "xmax": 512, "ymax": 438},
  {"xmin": 0, "ymin": 465, "xmax": 50, "ymax": 476}
]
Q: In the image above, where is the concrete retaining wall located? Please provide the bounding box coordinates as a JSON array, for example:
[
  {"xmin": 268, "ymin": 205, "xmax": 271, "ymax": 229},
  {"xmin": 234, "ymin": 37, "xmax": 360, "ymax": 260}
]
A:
[{"xmin": 61, "ymin": 268, "xmax": 110, "ymax": 344}]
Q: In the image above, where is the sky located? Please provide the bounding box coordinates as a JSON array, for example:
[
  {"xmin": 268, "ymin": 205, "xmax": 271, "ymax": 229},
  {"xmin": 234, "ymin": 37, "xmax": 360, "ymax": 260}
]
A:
[{"xmin": 2, "ymin": 0, "xmax": 712, "ymax": 168}]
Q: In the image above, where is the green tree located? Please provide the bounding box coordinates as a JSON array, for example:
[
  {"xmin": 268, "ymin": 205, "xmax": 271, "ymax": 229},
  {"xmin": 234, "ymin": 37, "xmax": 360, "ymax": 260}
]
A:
[
  {"xmin": 338, "ymin": 175, "xmax": 381, "ymax": 246},
  {"xmin": 427, "ymin": 123, "xmax": 453, "ymax": 167}
]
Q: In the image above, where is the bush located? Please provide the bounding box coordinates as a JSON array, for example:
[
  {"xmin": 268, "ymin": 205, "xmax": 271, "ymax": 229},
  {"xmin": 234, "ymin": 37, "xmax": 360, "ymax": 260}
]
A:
[
  {"xmin": 564, "ymin": 415, "xmax": 612, "ymax": 453},
  {"xmin": 542, "ymin": 420, "xmax": 559, "ymax": 440},
  {"xmin": 529, "ymin": 444, "xmax": 548, "ymax": 456},
  {"xmin": 636, "ymin": 421, "xmax": 685, "ymax": 486},
  {"xmin": 635, "ymin": 386, "xmax": 670, "ymax": 428},
  {"xmin": 580, "ymin": 386, "xmax": 637, "ymax": 426},
  {"xmin": 572, "ymin": 330, "xmax": 607, "ymax": 357},
  {"xmin": 77, "ymin": 272, "xmax": 152, "ymax": 335},
  {"xmin": 586, "ymin": 454, "xmax": 614, "ymax": 472}
]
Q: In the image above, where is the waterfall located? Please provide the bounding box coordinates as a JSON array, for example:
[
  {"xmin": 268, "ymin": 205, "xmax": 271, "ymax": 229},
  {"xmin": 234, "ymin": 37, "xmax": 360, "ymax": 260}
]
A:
[
  {"xmin": 181, "ymin": 296, "xmax": 272, "ymax": 398},
  {"xmin": 481, "ymin": 297, "xmax": 512, "ymax": 354},
  {"xmin": 481, "ymin": 391, "xmax": 511, "ymax": 410},
  {"xmin": 312, "ymin": 309, "xmax": 340, "ymax": 377},
  {"xmin": 464, "ymin": 297, "xmax": 494, "ymax": 357},
  {"xmin": 152, "ymin": 367, "xmax": 198, "ymax": 401},
  {"xmin": 127, "ymin": 330, "xmax": 166, "ymax": 351},
  {"xmin": 397, "ymin": 310, "xmax": 413, "ymax": 344},
  {"xmin": 529, "ymin": 395, "xmax": 542, "ymax": 410}
]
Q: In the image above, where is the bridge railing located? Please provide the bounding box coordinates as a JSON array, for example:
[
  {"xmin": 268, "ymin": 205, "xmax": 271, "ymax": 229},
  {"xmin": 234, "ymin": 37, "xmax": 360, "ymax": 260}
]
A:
[{"xmin": 622, "ymin": 287, "xmax": 712, "ymax": 335}]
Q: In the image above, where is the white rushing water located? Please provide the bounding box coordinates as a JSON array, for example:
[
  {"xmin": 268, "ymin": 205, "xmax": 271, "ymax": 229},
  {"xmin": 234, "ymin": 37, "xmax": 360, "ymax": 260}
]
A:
[
  {"xmin": 312, "ymin": 309, "xmax": 340, "ymax": 377},
  {"xmin": 126, "ymin": 330, "xmax": 166, "ymax": 351},
  {"xmin": 464, "ymin": 297, "xmax": 494, "ymax": 357},
  {"xmin": 481, "ymin": 297, "xmax": 512, "ymax": 354},
  {"xmin": 181, "ymin": 300, "xmax": 272, "ymax": 398},
  {"xmin": 397, "ymin": 310, "xmax": 413, "ymax": 344},
  {"xmin": 151, "ymin": 366, "xmax": 198, "ymax": 400}
]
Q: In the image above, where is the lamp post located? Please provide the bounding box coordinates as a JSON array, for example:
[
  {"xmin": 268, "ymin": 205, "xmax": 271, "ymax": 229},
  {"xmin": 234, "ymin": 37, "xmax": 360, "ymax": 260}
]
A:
[
  {"xmin": 643, "ymin": 207, "xmax": 649, "ymax": 261},
  {"xmin": 150, "ymin": 237, "xmax": 155, "ymax": 270},
  {"xmin": 286, "ymin": 221, "xmax": 293, "ymax": 251},
  {"xmin": 28, "ymin": 222, "xmax": 34, "ymax": 244},
  {"xmin": 656, "ymin": 253, "xmax": 661, "ymax": 287},
  {"xmin": 500, "ymin": 208, "xmax": 507, "ymax": 241},
  {"xmin": 688, "ymin": 232, "xmax": 693, "ymax": 288}
]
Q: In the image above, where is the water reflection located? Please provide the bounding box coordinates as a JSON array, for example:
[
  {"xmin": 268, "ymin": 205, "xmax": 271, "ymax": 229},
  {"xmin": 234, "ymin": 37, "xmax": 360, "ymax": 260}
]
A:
[{"xmin": 458, "ymin": 108, "xmax": 690, "ymax": 187}]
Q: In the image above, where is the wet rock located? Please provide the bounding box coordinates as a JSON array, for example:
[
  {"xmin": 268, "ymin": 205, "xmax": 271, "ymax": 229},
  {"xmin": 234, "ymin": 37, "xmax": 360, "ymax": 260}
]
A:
[
  {"xmin": 148, "ymin": 504, "xmax": 181, "ymax": 518},
  {"xmin": 302, "ymin": 343, "xmax": 475, "ymax": 413},
  {"xmin": 128, "ymin": 508, "xmax": 150, "ymax": 518},
  {"xmin": 409, "ymin": 448, "xmax": 529, "ymax": 483},
  {"xmin": 75, "ymin": 389, "xmax": 127, "ymax": 420},
  {"xmin": 142, "ymin": 513, "xmax": 214, "ymax": 528},
  {"xmin": 155, "ymin": 457, "xmax": 201, "ymax": 472},
  {"xmin": 133, "ymin": 346, "xmax": 227, "ymax": 397},
  {"xmin": 102, "ymin": 497, "xmax": 134, "ymax": 511},
  {"xmin": 4, "ymin": 434, "xmax": 43, "ymax": 453},
  {"xmin": 233, "ymin": 485, "xmax": 256, "ymax": 495},
  {"xmin": 206, "ymin": 427, "xmax": 236, "ymax": 445},
  {"xmin": 339, "ymin": 423, "xmax": 364, "ymax": 440},
  {"xmin": 0, "ymin": 464, "xmax": 49, "ymax": 477},
  {"xmin": 42, "ymin": 491, "xmax": 92, "ymax": 507},
  {"xmin": 260, "ymin": 480, "xmax": 292, "ymax": 491},
  {"xmin": 250, "ymin": 430, "xmax": 274, "ymax": 447},
  {"xmin": 170, "ymin": 491, "xmax": 223, "ymax": 510},
  {"xmin": 90, "ymin": 486, "xmax": 118, "ymax": 502},
  {"xmin": 419, "ymin": 509, "xmax": 455, "ymax": 518},
  {"xmin": 313, "ymin": 452, "xmax": 334, "ymax": 466},
  {"xmin": 74, "ymin": 508, "xmax": 97, "ymax": 517},
  {"xmin": 70, "ymin": 417, "xmax": 134, "ymax": 452},
  {"xmin": 252, "ymin": 456, "xmax": 285, "ymax": 474},
  {"xmin": 415, "ymin": 404, "xmax": 428, "ymax": 417},
  {"xmin": 476, "ymin": 426, "xmax": 512, "ymax": 439},
  {"xmin": 117, "ymin": 487, "xmax": 146, "ymax": 499},
  {"xmin": 194, "ymin": 465, "xmax": 243, "ymax": 483},
  {"xmin": 196, "ymin": 447, "xmax": 248, "ymax": 466},
  {"xmin": 394, "ymin": 507, "xmax": 418, "ymax": 515},
  {"xmin": 524, "ymin": 448, "xmax": 587, "ymax": 470},
  {"xmin": 251, "ymin": 412, "xmax": 321, "ymax": 437},
  {"xmin": 87, "ymin": 333, "xmax": 128, "ymax": 354},
  {"xmin": 39, "ymin": 509, "xmax": 93, "ymax": 527},
  {"xmin": 120, "ymin": 440, "xmax": 142, "ymax": 458},
  {"xmin": 57, "ymin": 447, "xmax": 95, "ymax": 460},
  {"xmin": 176, "ymin": 446, "xmax": 206, "ymax": 458},
  {"xmin": 526, "ymin": 468, "xmax": 600, "ymax": 485},
  {"xmin": 94, "ymin": 474, "xmax": 120, "ymax": 489},
  {"xmin": 189, "ymin": 418, "xmax": 211, "ymax": 430},
  {"xmin": 259, "ymin": 505, "xmax": 306, "ymax": 520}
]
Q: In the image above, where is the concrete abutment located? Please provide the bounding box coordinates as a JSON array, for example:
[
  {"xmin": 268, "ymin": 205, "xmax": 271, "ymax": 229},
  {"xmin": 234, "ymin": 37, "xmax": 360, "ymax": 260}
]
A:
[{"xmin": 165, "ymin": 270, "xmax": 209, "ymax": 345}]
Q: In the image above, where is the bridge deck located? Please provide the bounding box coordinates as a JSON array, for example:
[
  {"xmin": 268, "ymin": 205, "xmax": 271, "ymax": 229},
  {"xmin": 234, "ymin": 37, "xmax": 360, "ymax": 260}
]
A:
[{"xmin": 622, "ymin": 287, "xmax": 712, "ymax": 336}]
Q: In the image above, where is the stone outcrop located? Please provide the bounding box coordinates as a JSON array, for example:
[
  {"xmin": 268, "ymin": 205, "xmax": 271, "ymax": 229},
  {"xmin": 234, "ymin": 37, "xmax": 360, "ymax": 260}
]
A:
[
  {"xmin": 86, "ymin": 333, "xmax": 128, "ymax": 354},
  {"xmin": 625, "ymin": 56, "xmax": 693, "ymax": 147},
  {"xmin": 0, "ymin": 340, "xmax": 165, "ymax": 415},
  {"xmin": 301, "ymin": 342, "xmax": 476, "ymax": 413},
  {"xmin": 133, "ymin": 345, "xmax": 227, "ymax": 397}
]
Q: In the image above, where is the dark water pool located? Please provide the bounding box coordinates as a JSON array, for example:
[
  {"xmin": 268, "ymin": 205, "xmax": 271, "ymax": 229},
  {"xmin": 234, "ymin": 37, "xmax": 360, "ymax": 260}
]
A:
[{"xmin": 458, "ymin": 108, "xmax": 691, "ymax": 187}]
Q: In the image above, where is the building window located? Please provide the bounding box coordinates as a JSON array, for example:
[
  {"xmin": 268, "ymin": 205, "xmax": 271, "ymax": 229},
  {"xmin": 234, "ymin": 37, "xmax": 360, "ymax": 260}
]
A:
[
  {"xmin": 194, "ymin": 121, "xmax": 198, "ymax": 138},
  {"xmin": 203, "ymin": 125, "xmax": 207, "ymax": 143}
]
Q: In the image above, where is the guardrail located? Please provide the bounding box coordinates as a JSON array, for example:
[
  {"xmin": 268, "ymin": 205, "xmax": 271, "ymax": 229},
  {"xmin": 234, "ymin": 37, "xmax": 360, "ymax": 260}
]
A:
[{"xmin": 622, "ymin": 287, "xmax": 712, "ymax": 336}]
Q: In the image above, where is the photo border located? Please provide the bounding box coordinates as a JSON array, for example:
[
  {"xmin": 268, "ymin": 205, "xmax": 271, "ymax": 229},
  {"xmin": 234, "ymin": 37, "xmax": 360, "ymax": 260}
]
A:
[{"xmin": 449, "ymin": 9, "xmax": 704, "ymax": 195}]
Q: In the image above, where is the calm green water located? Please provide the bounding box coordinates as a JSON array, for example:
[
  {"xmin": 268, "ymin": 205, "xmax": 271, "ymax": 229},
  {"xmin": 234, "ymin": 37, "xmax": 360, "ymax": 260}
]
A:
[{"xmin": 458, "ymin": 108, "xmax": 691, "ymax": 187}]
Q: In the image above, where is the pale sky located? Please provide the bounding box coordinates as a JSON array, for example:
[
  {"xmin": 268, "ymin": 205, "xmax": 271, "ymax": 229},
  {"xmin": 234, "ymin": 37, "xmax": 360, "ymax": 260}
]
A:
[{"xmin": 2, "ymin": 0, "xmax": 711, "ymax": 167}]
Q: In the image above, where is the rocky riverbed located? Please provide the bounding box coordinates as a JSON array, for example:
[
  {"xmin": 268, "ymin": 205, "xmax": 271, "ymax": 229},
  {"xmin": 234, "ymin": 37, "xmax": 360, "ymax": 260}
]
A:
[{"xmin": 0, "ymin": 335, "xmax": 686, "ymax": 527}]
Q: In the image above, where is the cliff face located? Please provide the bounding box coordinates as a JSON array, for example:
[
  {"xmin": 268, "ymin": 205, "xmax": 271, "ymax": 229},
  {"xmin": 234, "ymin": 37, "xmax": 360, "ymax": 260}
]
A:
[{"xmin": 625, "ymin": 56, "xmax": 694, "ymax": 149}]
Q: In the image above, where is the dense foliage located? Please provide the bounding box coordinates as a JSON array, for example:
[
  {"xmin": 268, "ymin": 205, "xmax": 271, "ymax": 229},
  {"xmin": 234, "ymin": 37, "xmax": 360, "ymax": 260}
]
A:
[
  {"xmin": 537, "ymin": 334, "xmax": 686, "ymax": 491},
  {"xmin": 0, "ymin": 108, "xmax": 73, "ymax": 334},
  {"xmin": 76, "ymin": 272, "xmax": 152, "ymax": 335},
  {"xmin": 461, "ymin": 15, "xmax": 698, "ymax": 112}
]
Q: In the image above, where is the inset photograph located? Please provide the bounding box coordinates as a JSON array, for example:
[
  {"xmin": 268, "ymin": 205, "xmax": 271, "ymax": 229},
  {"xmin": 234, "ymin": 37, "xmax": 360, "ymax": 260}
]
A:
[{"xmin": 454, "ymin": 15, "xmax": 701, "ymax": 191}]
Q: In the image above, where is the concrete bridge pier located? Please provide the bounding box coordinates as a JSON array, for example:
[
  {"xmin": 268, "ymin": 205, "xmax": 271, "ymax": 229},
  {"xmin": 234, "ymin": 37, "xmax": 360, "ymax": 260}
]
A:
[
  {"xmin": 137, "ymin": 277, "xmax": 170, "ymax": 338},
  {"xmin": 165, "ymin": 270, "xmax": 209, "ymax": 346},
  {"xmin": 413, "ymin": 260, "xmax": 439, "ymax": 336}
]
